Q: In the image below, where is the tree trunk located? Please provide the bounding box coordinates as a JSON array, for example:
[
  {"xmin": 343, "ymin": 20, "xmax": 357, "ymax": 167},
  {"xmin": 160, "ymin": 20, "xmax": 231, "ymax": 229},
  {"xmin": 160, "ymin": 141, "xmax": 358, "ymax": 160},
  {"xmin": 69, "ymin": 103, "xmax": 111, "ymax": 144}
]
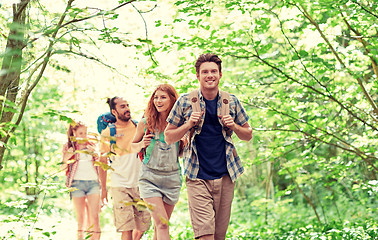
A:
[
  {"xmin": 0, "ymin": 0, "xmax": 136, "ymax": 169},
  {"xmin": 0, "ymin": 0, "xmax": 30, "ymax": 169}
]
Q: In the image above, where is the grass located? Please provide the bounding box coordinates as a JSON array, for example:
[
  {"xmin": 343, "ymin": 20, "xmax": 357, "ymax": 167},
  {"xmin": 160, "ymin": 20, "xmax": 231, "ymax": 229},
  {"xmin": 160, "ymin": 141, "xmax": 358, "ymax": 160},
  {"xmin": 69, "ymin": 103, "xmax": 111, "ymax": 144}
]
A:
[{"xmin": 0, "ymin": 176, "xmax": 377, "ymax": 239}]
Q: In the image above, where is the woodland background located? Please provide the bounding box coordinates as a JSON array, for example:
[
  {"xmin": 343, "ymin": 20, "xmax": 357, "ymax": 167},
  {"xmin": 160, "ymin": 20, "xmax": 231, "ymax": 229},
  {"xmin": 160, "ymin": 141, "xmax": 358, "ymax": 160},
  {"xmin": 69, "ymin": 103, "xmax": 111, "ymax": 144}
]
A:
[{"xmin": 0, "ymin": 0, "xmax": 377, "ymax": 239}]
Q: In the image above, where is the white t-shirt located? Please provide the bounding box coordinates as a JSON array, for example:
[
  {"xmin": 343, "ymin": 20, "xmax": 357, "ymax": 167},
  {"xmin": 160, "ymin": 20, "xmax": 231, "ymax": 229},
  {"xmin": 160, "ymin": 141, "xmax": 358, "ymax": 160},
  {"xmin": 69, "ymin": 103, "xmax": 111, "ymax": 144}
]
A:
[
  {"xmin": 73, "ymin": 153, "xmax": 98, "ymax": 180},
  {"xmin": 109, "ymin": 153, "xmax": 141, "ymax": 188}
]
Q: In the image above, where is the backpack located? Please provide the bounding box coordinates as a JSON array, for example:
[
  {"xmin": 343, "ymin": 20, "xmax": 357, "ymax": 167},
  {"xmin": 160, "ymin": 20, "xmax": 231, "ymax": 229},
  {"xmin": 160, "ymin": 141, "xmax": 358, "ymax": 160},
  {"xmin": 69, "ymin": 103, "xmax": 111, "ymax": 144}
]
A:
[
  {"xmin": 137, "ymin": 128, "xmax": 152, "ymax": 162},
  {"xmin": 187, "ymin": 90, "xmax": 231, "ymax": 145},
  {"xmin": 188, "ymin": 89, "xmax": 230, "ymax": 128},
  {"xmin": 97, "ymin": 112, "xmax": 138, "ymax": 149},
  {"xmin": 137, "ymin": 119, "xmax": 183, "ymax": 162},
  {"xmin": 97, "ymin": 112, "xmax": 116, "ymax": 134},
  {"xmin": 188, "ymin": 90, "xmax": 239, "ymax": 157}
]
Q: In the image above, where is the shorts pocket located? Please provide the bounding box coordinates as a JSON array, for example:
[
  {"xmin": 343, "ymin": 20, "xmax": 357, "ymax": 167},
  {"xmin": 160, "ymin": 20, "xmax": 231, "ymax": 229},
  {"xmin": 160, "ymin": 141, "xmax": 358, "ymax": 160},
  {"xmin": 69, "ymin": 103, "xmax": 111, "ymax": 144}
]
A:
[{"xmin": 113, "ymin": 203, "xmax": 134, "ymax": 230}]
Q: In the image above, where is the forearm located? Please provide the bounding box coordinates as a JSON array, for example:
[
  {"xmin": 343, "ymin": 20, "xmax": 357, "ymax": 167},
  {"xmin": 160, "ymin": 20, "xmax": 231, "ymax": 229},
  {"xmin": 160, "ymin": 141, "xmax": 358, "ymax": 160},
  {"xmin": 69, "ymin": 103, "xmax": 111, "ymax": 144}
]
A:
[
  {"xmin": 130, "ymin": 141, "xmax": 144, "ymax": 153},
  {"xmin": 232, "ymin": 124, "xmax": 253, "ymax": 141},
  {"xmin": 62, "ymin": 152, "xmax": 73, "ymax": 163},
  {"xmin": 60, "ymin": 163, "xmax": 68, "ymax": 172},
  {"xmin": 165, "ymin": 122, "xmax": 192, "ymax": 145},
  {"xmin": 98, "ymin": 156, "xmax": 108, "ymax": 189}
]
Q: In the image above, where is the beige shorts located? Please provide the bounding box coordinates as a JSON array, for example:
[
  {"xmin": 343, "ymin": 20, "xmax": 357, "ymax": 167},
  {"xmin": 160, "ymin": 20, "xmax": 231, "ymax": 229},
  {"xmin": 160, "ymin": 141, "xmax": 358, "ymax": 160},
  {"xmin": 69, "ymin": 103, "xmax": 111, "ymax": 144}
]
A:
[
  {"xmin": 111, "ymin": 187, "xmax": 151, "ymax": 232},
  {"xmin": 186, "ymin": 175, "xmax": 235, "ymax": 239}
]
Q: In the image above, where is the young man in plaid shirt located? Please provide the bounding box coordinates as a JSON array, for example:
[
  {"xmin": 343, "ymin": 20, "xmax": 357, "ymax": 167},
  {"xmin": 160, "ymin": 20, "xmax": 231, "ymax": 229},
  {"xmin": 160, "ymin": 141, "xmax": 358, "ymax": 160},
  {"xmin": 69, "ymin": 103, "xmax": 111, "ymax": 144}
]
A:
[{"xmin": 165, "ymin": 53, "xmax": 252, "ymax": 240}]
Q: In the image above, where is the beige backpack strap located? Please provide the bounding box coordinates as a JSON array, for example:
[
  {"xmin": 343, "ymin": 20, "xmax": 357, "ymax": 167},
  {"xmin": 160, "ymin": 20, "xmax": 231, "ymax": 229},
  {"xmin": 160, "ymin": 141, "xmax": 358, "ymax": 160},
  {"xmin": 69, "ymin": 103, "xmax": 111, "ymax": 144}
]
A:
[
  {"xmin": 220, "ymin": 91, "xmax": 230, "ymax": 116},
  {"xmin": 187, "ymin": 90, "xmax": 201, "ymax": 146},
  {"xmin": 220, "ymin": 91, "xmax": 233, "ymax": 136},
  {"xmin": 189, "ymin": 90, "xmax": 201, "ymax": 113}
]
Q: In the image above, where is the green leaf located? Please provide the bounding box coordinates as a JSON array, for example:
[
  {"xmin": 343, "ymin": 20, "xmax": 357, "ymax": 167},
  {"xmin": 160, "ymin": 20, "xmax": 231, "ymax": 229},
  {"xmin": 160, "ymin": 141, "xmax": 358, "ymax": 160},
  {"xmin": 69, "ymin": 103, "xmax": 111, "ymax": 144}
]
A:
[
  {"xmin": 137, "ymin": 38, "xmax": 152, "ymax": 44},
  {"xmin": 298, "ymin": 50, "xmax": 308, "ymax": 58}
]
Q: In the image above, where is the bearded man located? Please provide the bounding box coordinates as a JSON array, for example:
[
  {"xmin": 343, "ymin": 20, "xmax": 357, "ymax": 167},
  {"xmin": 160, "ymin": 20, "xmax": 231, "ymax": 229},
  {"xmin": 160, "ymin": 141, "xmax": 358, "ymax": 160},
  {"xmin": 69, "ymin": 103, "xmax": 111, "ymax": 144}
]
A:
[{"xmin": 99, "ymin": 97, "xmax": 151, "ymax": 240}]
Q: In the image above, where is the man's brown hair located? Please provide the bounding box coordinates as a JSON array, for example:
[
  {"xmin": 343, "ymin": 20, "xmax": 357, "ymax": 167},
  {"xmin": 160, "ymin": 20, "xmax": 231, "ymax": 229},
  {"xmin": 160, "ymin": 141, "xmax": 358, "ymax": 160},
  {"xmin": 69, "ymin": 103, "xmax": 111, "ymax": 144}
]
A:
[{"xmin": 195, "ymin": 53, "xmax": 222, "ymax": 74}]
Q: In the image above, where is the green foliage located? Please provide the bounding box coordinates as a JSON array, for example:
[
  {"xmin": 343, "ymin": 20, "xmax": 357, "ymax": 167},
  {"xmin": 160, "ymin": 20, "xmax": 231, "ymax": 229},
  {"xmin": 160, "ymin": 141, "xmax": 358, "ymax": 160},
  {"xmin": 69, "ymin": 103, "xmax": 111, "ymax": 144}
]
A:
[
  {"xmin": 1, "ymin": 0, "xmax": 377, "ymax": 238},
  {"xmin": 0, "ymin": 0, "xmax": 157, "ymax": 168},
  {"xmin": 228, "ymin": 181, "xmax": 377, "ymax": 239},
  {"xmin": 152, "ymin": 0, "xmax": 377, "ymax": 237},
  {"xmin": 0, "ymin": 75, "xmax": 77, "ymax": 240}
]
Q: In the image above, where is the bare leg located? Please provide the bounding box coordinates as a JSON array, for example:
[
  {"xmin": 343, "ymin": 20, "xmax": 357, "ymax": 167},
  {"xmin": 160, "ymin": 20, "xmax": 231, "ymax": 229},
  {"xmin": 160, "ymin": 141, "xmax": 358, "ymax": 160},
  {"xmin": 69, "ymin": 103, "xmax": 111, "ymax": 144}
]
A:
[
  {"xmin": 72, "ymin": 196, "xmax": 86, "ymax": 240},
  {"xmin": 85, "ymin": 201, "xmax": 89, "ymax": 230},
  {"xmin": 199, "ymin": 235, "xmax": 215, "ymax": 240},
  {"xmin": 132, "ymin": 229, "xmax": 145, "ymax": 240},
  {"xmin": 144, "ymin": 197, "xmax": 175, "ymax": 240},
  {"xmin": 86, "ymin": 194, "xmax": 101, "ymax": 240},
  {"xmin": 121, "ymin": 230, "xmax": 133, "ymax": 240},
  {"xmin": 153, "ymin": 225, "xmax": 157, "ymax": 240}
]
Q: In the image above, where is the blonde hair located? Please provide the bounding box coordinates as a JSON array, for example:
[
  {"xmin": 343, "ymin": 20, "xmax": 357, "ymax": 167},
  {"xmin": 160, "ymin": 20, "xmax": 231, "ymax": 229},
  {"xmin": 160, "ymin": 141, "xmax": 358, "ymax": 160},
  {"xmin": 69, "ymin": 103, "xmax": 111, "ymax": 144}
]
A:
[{"xmin": 66, "ymin": 121, "xmax": 86, "ymax": 147}]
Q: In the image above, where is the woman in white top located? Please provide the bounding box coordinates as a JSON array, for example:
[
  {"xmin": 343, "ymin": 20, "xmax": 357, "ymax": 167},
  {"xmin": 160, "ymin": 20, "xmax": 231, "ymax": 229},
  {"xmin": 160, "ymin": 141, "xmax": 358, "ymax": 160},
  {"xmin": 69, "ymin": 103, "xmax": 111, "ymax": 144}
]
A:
[{"xmin": 62, "ymin": 121, "xmax": 101, "ymax": 240}]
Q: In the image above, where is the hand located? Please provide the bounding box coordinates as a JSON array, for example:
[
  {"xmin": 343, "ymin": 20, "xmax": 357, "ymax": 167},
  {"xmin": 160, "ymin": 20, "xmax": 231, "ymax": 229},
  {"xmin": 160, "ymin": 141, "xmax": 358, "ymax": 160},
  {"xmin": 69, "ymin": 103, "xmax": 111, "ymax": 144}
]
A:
[
  {"xmin": 67, "ymin": 147, "xmax": 74, "ymax": 153},
  {"xmin": 86, "ymin": 142, "xmax": 96, "ymax": 152},
  {"xmin": 63, "ymin": 147, "xmax": 75, "ymax": 162},
  {"xmin": 101, "ymin": 188, "xmax": 108, "ymax": 207},
  {"xmin": 189, "ymin": 111, "xmax": 203, "ymax": 128},
  {"xmin": 219, "ymin": 115, "xmax": 236, "ymax": 130},
  {"xmin": 142, "ymin": 134, "xmax": 154, "ymax": 148}
]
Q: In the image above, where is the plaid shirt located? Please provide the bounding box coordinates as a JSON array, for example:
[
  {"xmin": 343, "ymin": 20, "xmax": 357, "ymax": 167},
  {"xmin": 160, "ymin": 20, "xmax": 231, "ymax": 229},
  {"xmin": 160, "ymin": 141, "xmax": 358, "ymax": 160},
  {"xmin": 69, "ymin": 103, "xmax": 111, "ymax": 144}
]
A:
[{"xmin": 166, "ymin": 89, "xmax": 250, "ymax": 182}]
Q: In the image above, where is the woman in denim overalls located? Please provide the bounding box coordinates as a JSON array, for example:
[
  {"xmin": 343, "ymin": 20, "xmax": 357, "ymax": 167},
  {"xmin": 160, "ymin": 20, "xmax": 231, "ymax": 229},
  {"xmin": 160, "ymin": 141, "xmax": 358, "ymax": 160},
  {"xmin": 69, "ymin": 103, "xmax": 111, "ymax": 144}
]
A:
[{"xmin": 132, "ymin": 84, "xmax": 182, "ymax": 240}]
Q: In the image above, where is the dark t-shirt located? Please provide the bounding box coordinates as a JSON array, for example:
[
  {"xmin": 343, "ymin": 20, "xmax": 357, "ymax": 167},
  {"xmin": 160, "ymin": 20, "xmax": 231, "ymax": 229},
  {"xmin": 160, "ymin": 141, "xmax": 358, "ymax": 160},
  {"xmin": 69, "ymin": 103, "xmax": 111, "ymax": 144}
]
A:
[{"xmin": 195, "ymin": 96, "xmax": 228, "ymax": 180}]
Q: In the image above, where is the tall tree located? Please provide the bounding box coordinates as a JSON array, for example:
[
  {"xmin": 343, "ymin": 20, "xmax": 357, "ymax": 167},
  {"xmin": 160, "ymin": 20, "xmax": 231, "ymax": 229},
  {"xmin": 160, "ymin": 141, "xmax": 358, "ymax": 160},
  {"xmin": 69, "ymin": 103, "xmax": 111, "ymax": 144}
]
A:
[{"xmin": 0, "ymin": 0, "xmax": 154, "ymax": 168}]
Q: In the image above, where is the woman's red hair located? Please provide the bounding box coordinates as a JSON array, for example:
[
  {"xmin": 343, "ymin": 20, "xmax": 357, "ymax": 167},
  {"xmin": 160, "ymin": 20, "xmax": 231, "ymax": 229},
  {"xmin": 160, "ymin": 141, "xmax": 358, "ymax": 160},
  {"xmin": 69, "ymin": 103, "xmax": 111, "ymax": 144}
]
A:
[{"xmin": 145, "ymin": 84, "xmax": 178, "ymax": 133}]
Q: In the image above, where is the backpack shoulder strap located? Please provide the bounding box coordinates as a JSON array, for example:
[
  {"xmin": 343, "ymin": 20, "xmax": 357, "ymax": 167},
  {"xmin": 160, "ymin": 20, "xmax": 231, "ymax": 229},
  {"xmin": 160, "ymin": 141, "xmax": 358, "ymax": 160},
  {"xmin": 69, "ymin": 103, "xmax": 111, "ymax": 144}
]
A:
[
  {"xmin": 189, "ymin": 90, "xmax": 201, "ymax": 113},
  {"xmin": 220, "ymin": 90, "xmax": 230, "ymax": 116},
  {"xmin": 187, "ymin": 90, "xmax": 201, "ymax": 146},
  {"xmin": 141, "ymin": 117, "xmax": 158, "ymax": 140},
  {"xmin": 131, "ymin": 119, "xmax": 138, "ymax": 127},
  {"xmin": 220, "ymin": 91, "xmax": 233, "ymax": 136},
  {"xmin": 109, "ymin": 123, "xmax": 116, "ymax": 145},
  {"xmin": 103, "ymin": 112, "xmax": 116, "ymax": 123}
]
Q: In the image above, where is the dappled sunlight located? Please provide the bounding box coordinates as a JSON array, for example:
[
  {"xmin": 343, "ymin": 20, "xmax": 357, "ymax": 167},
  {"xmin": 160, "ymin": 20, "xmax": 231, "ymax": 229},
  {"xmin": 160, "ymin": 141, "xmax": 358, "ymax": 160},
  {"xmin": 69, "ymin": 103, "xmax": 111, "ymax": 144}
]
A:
[{"xmin": 1, "ymin": 0, "xmax": 377, "ymax": 239}]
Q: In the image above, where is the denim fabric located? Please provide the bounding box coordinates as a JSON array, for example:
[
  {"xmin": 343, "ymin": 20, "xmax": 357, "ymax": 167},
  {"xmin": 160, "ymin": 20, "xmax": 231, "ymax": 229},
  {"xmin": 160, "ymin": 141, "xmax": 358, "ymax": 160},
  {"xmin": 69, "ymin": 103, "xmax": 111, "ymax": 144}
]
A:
[{"xmin": 70, "ymin": 180, "xmax": 100, "ymax": 198}]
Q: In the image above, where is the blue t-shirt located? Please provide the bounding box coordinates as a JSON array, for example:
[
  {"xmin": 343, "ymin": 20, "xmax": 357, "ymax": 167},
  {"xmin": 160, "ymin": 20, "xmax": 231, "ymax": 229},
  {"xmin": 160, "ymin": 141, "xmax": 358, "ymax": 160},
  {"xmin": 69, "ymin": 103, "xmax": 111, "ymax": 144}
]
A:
[{"xmin": 195, "ymin": 96, "xmax": 228, "ymax": 180}]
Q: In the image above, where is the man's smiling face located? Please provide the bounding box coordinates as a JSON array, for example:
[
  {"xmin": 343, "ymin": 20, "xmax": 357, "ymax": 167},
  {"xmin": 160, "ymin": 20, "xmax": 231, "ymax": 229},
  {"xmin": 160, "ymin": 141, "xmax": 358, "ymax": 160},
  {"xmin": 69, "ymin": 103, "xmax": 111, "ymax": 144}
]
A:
[
  {"xmin": 197, "ymin": 62, "xmax": 222, "ymax": 91},
  {"xmin": 112, "ymin": 98, "xmax": 131, "ymax": 122}
]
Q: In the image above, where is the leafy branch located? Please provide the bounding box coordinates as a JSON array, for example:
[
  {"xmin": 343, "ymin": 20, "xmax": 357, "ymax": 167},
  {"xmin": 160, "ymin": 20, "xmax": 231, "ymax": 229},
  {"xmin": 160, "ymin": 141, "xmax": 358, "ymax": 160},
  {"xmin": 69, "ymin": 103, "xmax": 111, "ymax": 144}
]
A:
[
  {"xmin": 249, "ymin": 102, "xmax": 378, "ymax": 171},
  {"xmin": 6, "ymin": 0, "xmax": 75, "ymax": 145},
  {"xmin": 297, "ymin": 3, "xmax": 378, "ymax": 116},
  {"xmin": 25, "ymin": 0, "xmax": 137, "ymax": 48},
  {"xmin": 267, "ymin": 8, "xmax": 335, "ymax": 99},
  {"xmin": 286, "ymin": 167, "xmax": 321, "ymax": 224},
  {"xmin": 231, "ymin": 52, "xmax": 378, "ymax": 132},
  {"xmin": 350, "ymin": 0, "xmax": 378, "ymax": 19},
  {"xmin": 0, "ymin": 0, "xmax": 146, "ymax": 168},
  {"xmin": 54, "ymin": 49, "xmax": 130, "ymax": 79},
  {"xmin": 339, "ymin": 9, "xmax": 378, "ymax": 77},
  {"xmin": 131, "ymin": 3, "xmax": 158, "ymax": 66}
]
